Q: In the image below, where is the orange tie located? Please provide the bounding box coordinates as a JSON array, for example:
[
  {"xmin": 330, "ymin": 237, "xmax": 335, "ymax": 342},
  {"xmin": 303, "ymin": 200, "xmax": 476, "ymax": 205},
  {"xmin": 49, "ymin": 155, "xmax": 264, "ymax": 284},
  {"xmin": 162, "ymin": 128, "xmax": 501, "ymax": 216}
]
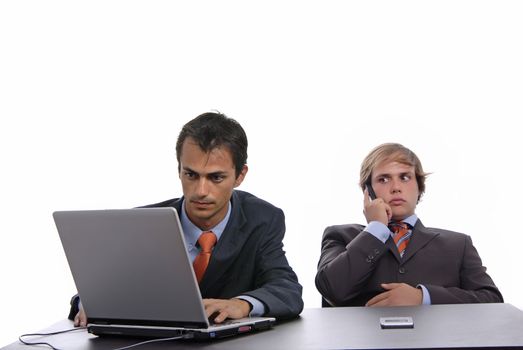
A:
[
  {"xmin": 388, "ymin": 222, "xmax": 411, "ymax": 257},
  {"xmin": 193, "ymin": 231, "xmax": 217, "ymax": 283}
]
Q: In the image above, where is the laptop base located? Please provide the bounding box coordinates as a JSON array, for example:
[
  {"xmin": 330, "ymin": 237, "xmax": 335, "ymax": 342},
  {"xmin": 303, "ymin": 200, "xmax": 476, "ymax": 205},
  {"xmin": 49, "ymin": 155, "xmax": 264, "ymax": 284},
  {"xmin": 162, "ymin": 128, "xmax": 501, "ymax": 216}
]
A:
[{"xmin": 88, "ymin": 319, "xmax": 274, "ymax": 340}]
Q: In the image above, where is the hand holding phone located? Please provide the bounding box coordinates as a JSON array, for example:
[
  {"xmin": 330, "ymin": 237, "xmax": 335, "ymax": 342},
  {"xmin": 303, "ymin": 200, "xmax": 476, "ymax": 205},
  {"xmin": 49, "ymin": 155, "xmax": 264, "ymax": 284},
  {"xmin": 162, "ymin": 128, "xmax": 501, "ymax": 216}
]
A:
[{"xmin": 364, "ymin": 181, "xmax": 392, "ymax": 224}]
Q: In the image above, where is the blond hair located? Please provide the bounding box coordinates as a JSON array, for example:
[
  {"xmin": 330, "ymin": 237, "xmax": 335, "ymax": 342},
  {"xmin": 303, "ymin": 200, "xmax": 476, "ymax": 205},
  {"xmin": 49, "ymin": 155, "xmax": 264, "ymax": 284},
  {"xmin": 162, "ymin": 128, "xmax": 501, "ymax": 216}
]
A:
[{"xmin": 359, "ymin": 143, "xmax": 429, "ymax": 201}]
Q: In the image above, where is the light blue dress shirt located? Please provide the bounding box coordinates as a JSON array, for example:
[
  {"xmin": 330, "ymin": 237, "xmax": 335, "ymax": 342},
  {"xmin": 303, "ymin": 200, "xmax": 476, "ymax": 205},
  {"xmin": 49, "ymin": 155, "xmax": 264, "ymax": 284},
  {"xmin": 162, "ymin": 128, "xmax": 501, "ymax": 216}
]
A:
[
  {"xmin": 180, "ymin": 199, "xmax": 266, "ymax": 316},
  {"xmin": 364, "ymin": 214, "xmax": 432, "ymax": 305}
]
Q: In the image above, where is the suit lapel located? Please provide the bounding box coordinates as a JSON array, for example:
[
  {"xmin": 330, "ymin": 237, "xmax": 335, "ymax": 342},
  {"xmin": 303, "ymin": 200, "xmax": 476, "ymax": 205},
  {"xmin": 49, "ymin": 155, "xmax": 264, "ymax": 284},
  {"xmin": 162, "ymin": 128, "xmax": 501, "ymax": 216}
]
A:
[
  {"xmin": 402, "ymin": 220, "xmax": 439, "ymax": 263},
  {"xmin": 199, "ymin": 191, "xmax": 250, "ymax": 291},
  {"xmin": 385, "ymin": 237, "xmax": 402, "ymax": 262},
  {"xmin": 172, "ymin": 198, "xmax": 184, "ymax": 212}
]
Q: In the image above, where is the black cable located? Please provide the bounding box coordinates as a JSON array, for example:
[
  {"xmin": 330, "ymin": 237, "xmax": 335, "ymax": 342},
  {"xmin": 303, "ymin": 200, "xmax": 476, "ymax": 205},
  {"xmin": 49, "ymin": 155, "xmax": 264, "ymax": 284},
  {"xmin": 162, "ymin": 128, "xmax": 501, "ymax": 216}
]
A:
[
  {"xmin": 19, "ymin": 327, "xmax": 189, "ymax": 350},
  {"xmin": 18, "ymin": 327, "xmax": 87, "ymax": 350}
]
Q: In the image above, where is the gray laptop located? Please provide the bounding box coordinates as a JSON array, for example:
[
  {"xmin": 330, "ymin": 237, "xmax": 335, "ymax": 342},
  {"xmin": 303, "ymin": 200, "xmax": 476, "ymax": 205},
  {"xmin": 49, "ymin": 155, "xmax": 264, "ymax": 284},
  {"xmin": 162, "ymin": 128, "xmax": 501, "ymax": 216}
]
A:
[{"xmin": 53, "ymin": 208, "xmax": 275, "ymax": 339}]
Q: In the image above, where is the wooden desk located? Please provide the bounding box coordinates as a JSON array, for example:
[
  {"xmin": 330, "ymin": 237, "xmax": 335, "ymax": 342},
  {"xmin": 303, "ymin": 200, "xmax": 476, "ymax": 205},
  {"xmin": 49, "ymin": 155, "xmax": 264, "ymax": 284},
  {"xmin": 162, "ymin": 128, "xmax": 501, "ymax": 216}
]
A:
[{"xmin": 3, "ymin": 303, "xmax": 523, "ymax": 349}]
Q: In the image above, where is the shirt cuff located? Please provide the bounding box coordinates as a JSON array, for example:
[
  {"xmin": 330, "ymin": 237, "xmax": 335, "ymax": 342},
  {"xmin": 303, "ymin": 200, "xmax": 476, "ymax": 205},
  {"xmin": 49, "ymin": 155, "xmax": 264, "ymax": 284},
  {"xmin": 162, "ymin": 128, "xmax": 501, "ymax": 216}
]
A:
[
  {"xmin": 365, "ymin": 221, "xmax": 391, "ymax": 243},
  {"xmin": 236, "ymin": 295, "xmax": 266, "ymax": 317},
  {"xmin": 417, "ymin": 284, "xmax": 432, "ymax": 305}
]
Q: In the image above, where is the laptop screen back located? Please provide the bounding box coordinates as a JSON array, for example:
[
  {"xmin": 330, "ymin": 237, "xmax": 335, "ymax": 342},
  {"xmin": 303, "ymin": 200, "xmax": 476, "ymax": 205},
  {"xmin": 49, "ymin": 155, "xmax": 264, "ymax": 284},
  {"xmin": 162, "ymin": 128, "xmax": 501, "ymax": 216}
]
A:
[{"xmin": 54, "ymin": 208, "xmax": 209, "ymax": 328}]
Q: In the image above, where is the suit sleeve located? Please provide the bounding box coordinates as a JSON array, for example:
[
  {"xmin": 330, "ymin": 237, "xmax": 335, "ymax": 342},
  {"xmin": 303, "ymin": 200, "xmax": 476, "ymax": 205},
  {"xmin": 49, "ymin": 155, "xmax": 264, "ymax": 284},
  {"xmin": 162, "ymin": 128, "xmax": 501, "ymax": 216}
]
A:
[
  {"xmin": 67, "ymin": 294, "xmax": 80, "ymax": 320},
  {"xmin": 241, "ymin": 209, "xmax": 304, "ymax": 320},
  {"xmin": 424, "ymin": 235, "xmax": 503, "ymax": 304},
  {"xmin": 315, "ymin": 225, "xmax": 387, "ymax": 306}
]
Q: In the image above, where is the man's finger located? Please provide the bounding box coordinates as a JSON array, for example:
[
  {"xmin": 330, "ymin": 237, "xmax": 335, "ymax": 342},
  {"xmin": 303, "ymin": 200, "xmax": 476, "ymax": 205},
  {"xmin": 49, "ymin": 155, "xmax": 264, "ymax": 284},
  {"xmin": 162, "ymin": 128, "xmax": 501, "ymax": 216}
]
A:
[
  {"xmin": 204, "ymin": 305, "xmax": 220, "ymax": 318},
  {"xmin": 74, "ymin": 310, "xmax": 86, "ymax": 327},
  {"xmin": 367, "ymin": 299, "xmax": 388, "ymax": 307},
  {"xmin": 381, "ymin": 283, "xmax": 401, "ymax": 290},
  {"xmin": 366, "ymin": 291, "xmax": 388, "ymax": 306},
  {"xmin": 213, "ymin": 310, "xmax": 229, "ymax": 324}
]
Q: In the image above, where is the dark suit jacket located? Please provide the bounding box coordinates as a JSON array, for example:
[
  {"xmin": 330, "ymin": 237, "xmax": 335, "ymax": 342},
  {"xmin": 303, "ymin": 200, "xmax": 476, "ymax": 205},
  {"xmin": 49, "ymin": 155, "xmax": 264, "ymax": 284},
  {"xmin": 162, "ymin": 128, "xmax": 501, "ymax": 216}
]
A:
[
  {"xmin": 315, "ymin": 220, "xmax": 503, "ymax": 306},
  {"xmin": 68, "ymin": 190, "xmax": 303, "ymax": 320}
]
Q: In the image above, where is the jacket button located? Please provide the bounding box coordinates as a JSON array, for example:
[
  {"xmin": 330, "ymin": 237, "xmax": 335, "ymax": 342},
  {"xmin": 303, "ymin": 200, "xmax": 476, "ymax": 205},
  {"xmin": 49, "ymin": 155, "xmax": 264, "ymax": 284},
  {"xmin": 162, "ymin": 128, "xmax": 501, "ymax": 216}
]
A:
[{"xmin": 399, "ymin": 267, "xmax": 406, "ymax": 274}]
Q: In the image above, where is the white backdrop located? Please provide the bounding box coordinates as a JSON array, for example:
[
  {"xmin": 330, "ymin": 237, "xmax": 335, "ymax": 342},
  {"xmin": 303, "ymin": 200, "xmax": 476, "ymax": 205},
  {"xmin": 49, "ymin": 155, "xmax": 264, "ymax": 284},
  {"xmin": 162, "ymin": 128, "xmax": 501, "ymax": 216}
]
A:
[{"xmin": 1, "ymin": 1, "xmax": 522, "ymax": 346}]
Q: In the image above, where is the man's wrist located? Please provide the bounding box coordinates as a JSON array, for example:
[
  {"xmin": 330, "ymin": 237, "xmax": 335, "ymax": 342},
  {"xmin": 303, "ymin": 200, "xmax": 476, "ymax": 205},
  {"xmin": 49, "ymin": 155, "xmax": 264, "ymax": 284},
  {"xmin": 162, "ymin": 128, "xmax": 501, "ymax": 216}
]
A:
[
  {"xmin": 233, "ymin": 298, "xmax": 252, "ymax": 317},
  {"xmin": 416, "ymin": 284, "xmax": 432, "ymax": 305},
  {"xmin": 235, "ymin": 295, "xmax": 266, "ymax": 316}
]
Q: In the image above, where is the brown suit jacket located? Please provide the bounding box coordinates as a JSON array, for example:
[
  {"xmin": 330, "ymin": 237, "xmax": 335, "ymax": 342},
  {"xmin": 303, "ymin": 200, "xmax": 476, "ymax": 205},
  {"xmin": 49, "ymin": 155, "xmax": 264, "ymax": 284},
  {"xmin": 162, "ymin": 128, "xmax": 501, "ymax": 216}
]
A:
[{"xmin": 315, "ymin": 220, "xmax": 503, "ymax": 306}]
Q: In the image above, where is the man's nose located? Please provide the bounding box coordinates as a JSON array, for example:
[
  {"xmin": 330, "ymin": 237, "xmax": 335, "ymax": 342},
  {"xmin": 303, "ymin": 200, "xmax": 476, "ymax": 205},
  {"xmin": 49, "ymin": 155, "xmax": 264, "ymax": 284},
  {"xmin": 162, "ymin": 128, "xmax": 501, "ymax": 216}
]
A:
[
  {"xmin": 196, "ymin": 178, "xmax": 210, "ymax": 196},
  {"xmin": 390, "ymin": 179, "xmax": 402, "ymax": 193}
]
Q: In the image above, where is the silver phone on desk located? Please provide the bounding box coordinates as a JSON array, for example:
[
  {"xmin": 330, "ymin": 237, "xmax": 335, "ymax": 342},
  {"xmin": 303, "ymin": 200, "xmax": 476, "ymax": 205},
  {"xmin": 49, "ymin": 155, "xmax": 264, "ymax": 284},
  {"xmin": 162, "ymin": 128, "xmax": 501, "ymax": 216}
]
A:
[{"xmin": 379, "ymin": 316, "xmax": 414, "ymax": 329}]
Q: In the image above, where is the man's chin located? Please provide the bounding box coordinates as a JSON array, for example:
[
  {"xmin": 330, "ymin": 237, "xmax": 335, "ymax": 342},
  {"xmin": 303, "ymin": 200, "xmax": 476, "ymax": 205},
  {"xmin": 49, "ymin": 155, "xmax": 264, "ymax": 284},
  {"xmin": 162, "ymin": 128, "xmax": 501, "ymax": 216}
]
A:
[
  {"xmin": 391, "ymin": 211, "xmax": 413, "ymax": 221},
  {"xmin": 188, "ymin": 204, "xmax": 217, "ymax": 217},
  {"xmin": 190, "ymin": 208, "xmax": 213, "ymax": 218}
]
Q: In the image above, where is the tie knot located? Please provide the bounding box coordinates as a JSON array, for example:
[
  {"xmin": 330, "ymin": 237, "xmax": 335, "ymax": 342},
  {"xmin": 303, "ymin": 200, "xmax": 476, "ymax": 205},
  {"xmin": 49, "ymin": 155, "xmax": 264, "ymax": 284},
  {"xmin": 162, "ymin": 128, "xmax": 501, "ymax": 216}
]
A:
[
  {"xmin": 388, "ymin": 222, "xmax": 412, "ymax": 256},
  {"xmin": 198, "ymin": 231, "xmax": 217, "ymax": 253},
  {"xmin": 388, "ymin": 222, "xmax": 410, "ymax": 234}
]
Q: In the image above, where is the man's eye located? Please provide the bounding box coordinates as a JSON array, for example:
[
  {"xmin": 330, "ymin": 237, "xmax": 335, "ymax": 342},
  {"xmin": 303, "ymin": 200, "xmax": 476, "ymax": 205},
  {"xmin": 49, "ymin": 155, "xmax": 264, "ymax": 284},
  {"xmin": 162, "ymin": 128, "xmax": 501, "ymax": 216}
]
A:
[
  {"xmin": 211, "ymin": 175, "xmax": 224, "ymax": 182},
  {"xmin": 378, "ymin": 177, "xmax": 388, "ymax": 183},
  {"xmin": 401, "ymin": 175, "xmax": 412, "ymax": 181},
  {"xmin": 184, "ymin": 172, "xmax": 196, "ymax": 178}
]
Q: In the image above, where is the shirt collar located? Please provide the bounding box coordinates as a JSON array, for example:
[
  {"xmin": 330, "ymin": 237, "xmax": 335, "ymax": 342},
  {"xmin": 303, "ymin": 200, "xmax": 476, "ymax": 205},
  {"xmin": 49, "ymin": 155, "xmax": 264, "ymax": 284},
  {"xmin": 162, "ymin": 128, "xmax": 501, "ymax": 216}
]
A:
[
  {"xmin": 180, "ymin": 199, "xmax": 232, "ymax": 248},
  {"xmin": 397, "ymin": 214, "xmax": 418, "ymax": 228}
]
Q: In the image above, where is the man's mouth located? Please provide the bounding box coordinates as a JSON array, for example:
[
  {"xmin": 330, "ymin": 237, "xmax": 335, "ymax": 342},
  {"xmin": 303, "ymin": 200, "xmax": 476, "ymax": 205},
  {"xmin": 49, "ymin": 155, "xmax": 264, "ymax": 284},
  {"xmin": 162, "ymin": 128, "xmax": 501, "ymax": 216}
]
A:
[
  {"xmin": 191, "ymin": 200, "xmax": 213, "ymax": 207},
  {"xmin": 389, "ymin": 198, "xmax": 405, "ymax": 206}
]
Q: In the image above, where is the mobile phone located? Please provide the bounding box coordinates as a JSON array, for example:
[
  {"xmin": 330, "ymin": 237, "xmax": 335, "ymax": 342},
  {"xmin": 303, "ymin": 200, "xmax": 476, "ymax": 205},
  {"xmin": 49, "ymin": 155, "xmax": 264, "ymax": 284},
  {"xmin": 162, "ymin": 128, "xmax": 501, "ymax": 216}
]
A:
[
  {"xmin": 379, "ymin": 316, "xmax": 414, "ymax": 329},
  {"xmin": 366, "ymin": 182, "xmax": 377, "ymax": 200}
]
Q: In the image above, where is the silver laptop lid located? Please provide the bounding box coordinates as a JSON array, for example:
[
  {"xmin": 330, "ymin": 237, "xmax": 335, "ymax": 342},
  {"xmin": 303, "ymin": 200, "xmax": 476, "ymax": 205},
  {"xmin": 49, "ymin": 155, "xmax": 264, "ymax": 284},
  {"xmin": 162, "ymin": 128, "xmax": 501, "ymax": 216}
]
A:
[{"xmin": 53, "ymin": 208, "xmax": 209, "ymax": 329}]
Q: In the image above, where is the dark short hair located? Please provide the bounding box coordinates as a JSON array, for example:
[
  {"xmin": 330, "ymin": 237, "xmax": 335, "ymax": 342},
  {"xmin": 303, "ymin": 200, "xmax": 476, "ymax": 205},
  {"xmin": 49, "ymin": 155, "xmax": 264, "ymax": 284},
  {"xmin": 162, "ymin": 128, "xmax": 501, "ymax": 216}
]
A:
[
  {"xmin": 359, "ymin": 143, "xmax": 429, "ymax": 201},
  {"xmin": 176, "ymin": 112, "xmax": 248, "ymax": 177}
]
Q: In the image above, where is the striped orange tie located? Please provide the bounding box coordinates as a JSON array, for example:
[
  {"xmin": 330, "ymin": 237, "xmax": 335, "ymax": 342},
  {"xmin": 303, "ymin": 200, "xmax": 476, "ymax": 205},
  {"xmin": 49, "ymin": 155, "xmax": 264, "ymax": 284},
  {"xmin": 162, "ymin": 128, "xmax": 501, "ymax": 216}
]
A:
[
  {"xmin": 193, "ymin": 231, "xmax": 217, "ymax": 283},
  {"xmin": 388, "ymin": 222, "xmax": 411, "ymax": 257}
]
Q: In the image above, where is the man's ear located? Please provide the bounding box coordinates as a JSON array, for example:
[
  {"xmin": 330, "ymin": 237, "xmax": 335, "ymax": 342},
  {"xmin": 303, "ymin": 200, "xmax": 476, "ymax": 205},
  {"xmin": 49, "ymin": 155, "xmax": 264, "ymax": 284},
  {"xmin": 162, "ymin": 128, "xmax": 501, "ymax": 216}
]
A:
[{"xmin": 234, "ymin": 165, "xmax": 248, "ymax": 188}]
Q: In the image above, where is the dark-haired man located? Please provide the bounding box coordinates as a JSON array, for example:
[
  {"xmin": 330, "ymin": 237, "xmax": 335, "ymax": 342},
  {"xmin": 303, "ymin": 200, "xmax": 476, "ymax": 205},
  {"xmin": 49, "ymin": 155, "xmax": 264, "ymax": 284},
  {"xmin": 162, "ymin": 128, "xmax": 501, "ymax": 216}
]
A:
[{"xmin": 70, "ymin": 112, "xmax": 303, "ymax": 325}]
